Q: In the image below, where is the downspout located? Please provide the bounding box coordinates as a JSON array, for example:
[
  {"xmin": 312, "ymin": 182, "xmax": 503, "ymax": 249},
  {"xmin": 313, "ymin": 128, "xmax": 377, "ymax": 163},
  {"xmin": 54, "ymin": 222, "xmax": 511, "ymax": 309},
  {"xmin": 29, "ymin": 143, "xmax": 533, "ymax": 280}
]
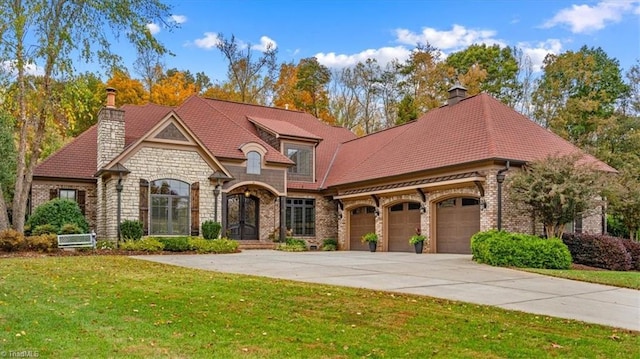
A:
[
  {"xmin": 496, "ymin": 161, "xmax": 510, "ymax": 231},
  {"xmin": 116, "ymin": 174, "xmax": 124, "ymax": 244}
]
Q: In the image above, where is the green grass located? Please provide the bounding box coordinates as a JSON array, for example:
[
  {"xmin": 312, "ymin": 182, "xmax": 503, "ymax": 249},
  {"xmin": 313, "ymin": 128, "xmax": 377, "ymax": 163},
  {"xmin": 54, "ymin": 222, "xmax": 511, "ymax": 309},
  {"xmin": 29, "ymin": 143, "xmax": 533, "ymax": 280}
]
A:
[
  {"xmin": 522, "ymin": 268, "xmax": 640, "ymax": 289},
  {"xmin": 0, "ymin": 256, "xmax": 637, "ymax": 358}
]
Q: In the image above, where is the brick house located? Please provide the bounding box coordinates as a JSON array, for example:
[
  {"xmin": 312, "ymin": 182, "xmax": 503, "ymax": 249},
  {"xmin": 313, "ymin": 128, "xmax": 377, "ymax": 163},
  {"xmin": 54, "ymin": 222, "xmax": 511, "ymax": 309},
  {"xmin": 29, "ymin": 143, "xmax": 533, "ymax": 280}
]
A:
[{"xmin": 31, "ymin": 86, "xmax": 614, "ymax": 253}]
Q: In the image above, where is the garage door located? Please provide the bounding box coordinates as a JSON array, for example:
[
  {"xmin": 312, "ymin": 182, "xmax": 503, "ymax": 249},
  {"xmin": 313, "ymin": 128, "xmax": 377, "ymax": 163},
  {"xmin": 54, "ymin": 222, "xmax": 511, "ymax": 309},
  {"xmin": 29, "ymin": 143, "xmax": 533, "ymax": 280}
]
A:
[
  {"xmin": 387, "ymin": 202, "xmax": 421, "ymax": 252},
  {"xmin": 436, "ymin": 197, "xmax": 480, "ymax": 254},
  {"xmin": 349, "ymin": 206, "xmax": 376, "ymax": 251}
]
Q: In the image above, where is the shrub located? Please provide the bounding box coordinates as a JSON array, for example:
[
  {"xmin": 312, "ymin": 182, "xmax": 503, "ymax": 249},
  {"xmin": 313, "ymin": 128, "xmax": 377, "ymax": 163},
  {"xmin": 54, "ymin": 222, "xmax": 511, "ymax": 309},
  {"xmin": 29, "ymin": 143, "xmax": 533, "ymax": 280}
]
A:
[
  {"xmin": 188, "ymin": 237, "xmax": 239, "ymax": 254},
  {"xmin": 562, "ymin": 233, "xmax": 632, "ymax": 271},
  {"xmin": 59, "ymin": 223, "xmax": 82, "ymax": 234},
  {"xmin": 0, "ymin": 229, "xmax": 25, "ymax": 252},
  {"xmin": 155, "ymin": 236, "xmax": 191, "ymax": 252},
  {"xmin": 202, "ymin": 221, "xmax": 222, "ymax": 240},
  {"xmin": 32, "ymin": 224, "xmax": 59, "ymax": 236},
  {"xmin": 120, "ymin": 238, "xmax": 164, "ymax": 252},
  {"xmin": 120, "ymin": 220, "xmax": 144, "ymax": 241},
  {"xmin": 25, "ymin": 234, "xmax": 57, "ymax": 252},
  {"xmin": 276, "ymin": 237, "xmax": 307, "ymax": 252},
  {"xmin": 97, "ymin": 240, "xmax": 116, "ymax": 250},
  {"xmin": 322, "ymin": 238, "xmax": 338, "ymax": 251},
  {"xmin": 472, "ymin": 230, "xmax": 572, "ymax": 269},
  {"xmin": 620, "ymin": 240, "xmax": 640, "ymax": 271},
  {"xmin": 27, "ymin": 198, "xmax": 88, "ymax": 234}
]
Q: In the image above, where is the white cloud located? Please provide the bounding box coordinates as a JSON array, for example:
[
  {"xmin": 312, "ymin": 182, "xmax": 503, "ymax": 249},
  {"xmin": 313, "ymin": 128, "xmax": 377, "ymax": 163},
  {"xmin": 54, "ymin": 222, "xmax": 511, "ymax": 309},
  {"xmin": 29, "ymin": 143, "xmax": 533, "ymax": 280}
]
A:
[
  {"xmin": 517, "ymin": 39, "xmax": 563, "ymax": 72},
  {"xmin": 146, "ymin": 23, "xmax": 161, "ymax": 35},
  {"xmin": 251, "ymin": 36, "xmax": 277, "ymax": 52},
  {"xmin": 315, "ymin": 46, "xmax": 411, "ymax": 69},
  {"xmin": 1, "ymin": 60, "xmax": 42, "ymax": 76},
  {"xmin": 170, "ymin": 14, "xmax": 187, "ymax": 24},
  {"xmin": 542, "ymin": 1, "xmax": 636, "ymax": 33},
  {"xmin": 194, "ymin": 32, "xmax": 221, "ymax": 49},
  {"xmin": 395, "ymin": 24, "xmax": 504, "ymax": 50}
]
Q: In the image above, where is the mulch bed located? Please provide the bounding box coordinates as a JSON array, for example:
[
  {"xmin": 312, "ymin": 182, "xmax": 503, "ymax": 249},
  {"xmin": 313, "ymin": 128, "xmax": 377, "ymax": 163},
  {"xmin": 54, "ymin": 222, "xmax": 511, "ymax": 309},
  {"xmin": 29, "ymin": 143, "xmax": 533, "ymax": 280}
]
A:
[{"xmin": 0, "ymin": 249, "xmax": 202, "ymax": 258}]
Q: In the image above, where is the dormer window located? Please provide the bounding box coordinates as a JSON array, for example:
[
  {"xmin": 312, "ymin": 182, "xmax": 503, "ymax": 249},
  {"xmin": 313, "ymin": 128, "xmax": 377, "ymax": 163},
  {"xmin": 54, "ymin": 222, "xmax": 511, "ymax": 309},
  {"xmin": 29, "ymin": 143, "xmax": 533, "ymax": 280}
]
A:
[
  {"xmin": 247, "ymin": 151, "xmax": 261, "ymax": 174},
  {"xmin": 285, "ymin": 143, "xmax": 313, "ymax": 182}
]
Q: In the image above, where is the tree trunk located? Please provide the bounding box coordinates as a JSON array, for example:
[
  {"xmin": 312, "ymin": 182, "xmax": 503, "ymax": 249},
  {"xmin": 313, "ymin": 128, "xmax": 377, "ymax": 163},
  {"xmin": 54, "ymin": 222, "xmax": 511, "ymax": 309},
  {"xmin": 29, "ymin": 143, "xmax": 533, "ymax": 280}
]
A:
[{"xmin": 0, "ymin": 184, "xmax": 9, "ymax": 230}]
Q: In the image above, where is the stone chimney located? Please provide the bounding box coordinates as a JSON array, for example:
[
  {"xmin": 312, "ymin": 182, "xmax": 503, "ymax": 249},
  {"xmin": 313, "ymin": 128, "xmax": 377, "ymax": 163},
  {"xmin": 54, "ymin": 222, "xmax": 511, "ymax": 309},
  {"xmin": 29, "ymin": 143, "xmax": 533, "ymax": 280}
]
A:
[
  {"xmin": 97, "ymin": 88, "xmax": 125, "ymax": 169},
  {"xmin": 447, "ymin": 83, "xmax": 467, "ymax": 106}
]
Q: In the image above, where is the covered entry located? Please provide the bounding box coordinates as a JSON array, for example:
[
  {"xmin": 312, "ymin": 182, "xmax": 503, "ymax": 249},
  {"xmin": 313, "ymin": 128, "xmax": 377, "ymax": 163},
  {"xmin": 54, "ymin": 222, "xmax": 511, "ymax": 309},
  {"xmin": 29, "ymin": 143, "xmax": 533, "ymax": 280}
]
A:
[
  {"xmin": 387, "ymin": 202, "xmax": 421, "ymax": 252},
  {"xmin": 227, "ymin": 194, "xmax": 259, "ymax": 240},
  {"xmin": 349, "ymin": 206, "xmax": 376, "ymax": 250},
  {"xmin": 436, "ymin": 197, "xmax": 480, "ymax": 254}
]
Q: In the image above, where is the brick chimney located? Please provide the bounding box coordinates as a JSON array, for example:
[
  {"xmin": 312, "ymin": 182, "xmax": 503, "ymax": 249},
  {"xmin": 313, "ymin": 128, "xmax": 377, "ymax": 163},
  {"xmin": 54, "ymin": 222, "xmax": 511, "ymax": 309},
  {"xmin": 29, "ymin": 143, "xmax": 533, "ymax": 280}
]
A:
[
  {"xmin": 97, "ymin": 88, "xmax": 125, "ymax": 169},
  {"xmin": 447, "ymin": 83, "xmax": 467, "ymax": 106}
]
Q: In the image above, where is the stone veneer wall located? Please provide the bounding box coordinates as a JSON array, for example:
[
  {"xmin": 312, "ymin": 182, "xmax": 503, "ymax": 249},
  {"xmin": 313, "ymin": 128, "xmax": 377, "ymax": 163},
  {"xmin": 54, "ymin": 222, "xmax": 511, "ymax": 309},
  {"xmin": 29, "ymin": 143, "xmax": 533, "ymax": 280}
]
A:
[
  {"xmin": 101, "ymin": 146, "xmax": 216, "ymax": 239},
  {"xmin": 97, "ymin": 107, "xmax": 125, "ymax": 169},
  {"xmin": 31, "ymin": 181, "xmax": 98, "ymax": 231}
]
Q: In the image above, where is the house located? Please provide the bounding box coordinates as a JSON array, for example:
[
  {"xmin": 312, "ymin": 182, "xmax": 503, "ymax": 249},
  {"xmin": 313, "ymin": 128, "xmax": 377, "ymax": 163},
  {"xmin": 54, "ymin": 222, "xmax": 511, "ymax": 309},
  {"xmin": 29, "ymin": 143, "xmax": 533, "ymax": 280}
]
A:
[{"xmin": 31, "ymin": 86, "xmax": 614, "ymax": 253}]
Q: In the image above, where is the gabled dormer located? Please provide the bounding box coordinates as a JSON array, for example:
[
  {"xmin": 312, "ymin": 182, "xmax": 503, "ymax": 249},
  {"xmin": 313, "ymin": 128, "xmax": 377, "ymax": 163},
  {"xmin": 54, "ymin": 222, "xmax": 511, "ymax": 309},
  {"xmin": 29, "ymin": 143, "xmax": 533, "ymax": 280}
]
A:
[{"xmin": 247, "ymin": 116, "xmax": 322, "ymax": 183}]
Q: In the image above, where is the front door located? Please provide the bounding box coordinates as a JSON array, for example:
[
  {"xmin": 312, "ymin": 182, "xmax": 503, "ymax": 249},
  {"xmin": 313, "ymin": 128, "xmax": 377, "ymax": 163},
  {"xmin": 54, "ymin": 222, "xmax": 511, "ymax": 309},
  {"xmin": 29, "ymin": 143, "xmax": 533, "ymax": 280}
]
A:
[{"xmin": 227, "ymin": 194, "xmax": 259, "ymax": 240}]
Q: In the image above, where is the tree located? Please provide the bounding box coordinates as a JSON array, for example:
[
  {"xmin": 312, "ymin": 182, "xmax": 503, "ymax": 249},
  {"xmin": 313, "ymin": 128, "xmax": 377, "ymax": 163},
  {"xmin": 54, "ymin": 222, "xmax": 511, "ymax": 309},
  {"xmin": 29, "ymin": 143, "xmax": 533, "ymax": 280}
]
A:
[
  {"xmin": 105, "ymin": 69, "xmax": 147, "ymax": 106},
  {"xmin": 150, "ymin": 70, "xmax": 197, "ymax": 106},
  {"xmin": 607, "ymin": 169, "xmax": 640, "ymax": 240},
  {"xmin": 61, "ymin": 72, "xmax": 105, "ymax": 137},
  {"xmin": 446, "ymin": 44, "xmax": 521, "ymax": 105},
  {"xmin": 531, "ymin": 46, "xmax": 630, "ymax": 150},
  {"xmin": 273, "ymin": 62, "xmax": 301, "ymax": 110},
  {"xmin": 507, "ymin": 154, "xmax": 604, "ymax": 239},
  {"xmin": 0, "ymin": 0, "xmax": 174, "ymax": 233},
  {"xmin": 397, "ymin": 44, "xmax": 453, "ymax": 114},
  {"xmin": 0, "ymin": 110, "xmax": 16, "ymax": 229},
  {"xmin": 216, "ymin": 34, "xmax": 278, "ymax": 105},
  {"xmin": 295, "ymin": 57, "xmax": 333, "ymax": 123},
  {"xmin": 134, "ymin": 45, "xmax": 164, "ymax": 102}
]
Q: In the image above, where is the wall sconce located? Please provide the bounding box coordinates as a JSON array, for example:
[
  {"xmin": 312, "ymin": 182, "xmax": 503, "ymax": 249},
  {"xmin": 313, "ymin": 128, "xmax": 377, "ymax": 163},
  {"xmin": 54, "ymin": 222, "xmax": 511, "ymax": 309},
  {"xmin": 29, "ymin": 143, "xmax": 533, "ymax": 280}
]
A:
[
  {"xmin": 420, "ymin": 204, "xmax": 427, "ymax": 214},
  {"xmin": 480, "ymin": 198, "xmax": 487, "ymax": 210},
  {"xmin": 244, "ymin": 187, "xmax": 251, "ymax": 198},
  {"xmin": 374, "ymin": 208, "xmax": 381, "ymax": 217}
]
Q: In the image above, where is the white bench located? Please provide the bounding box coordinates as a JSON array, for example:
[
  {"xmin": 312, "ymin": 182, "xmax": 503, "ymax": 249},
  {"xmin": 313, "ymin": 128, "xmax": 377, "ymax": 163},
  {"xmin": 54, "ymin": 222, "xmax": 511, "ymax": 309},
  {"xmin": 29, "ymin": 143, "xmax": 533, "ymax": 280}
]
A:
[{"xmin": 57, "ymin": 233, "xmax": 96, "ymax": 249}]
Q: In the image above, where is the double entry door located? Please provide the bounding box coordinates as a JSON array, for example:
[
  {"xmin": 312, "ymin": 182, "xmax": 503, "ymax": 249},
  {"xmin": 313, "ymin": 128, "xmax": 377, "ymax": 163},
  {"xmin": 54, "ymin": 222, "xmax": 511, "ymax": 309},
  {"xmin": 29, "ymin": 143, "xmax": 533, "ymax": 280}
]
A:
[{"xmin": 226, "ymin": 194, "xmax": 259, "ymax": 240}]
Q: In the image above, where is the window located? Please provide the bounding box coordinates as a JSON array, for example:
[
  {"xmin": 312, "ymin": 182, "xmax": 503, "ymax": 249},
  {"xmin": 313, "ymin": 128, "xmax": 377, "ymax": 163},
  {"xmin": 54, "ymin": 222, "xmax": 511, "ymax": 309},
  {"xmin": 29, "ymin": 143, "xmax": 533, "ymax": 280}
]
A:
[
  {"xmin": 285, "ymin": 198, "xmax": 315, "ymax": 236},
  {"xmin": 149, "ymin": 179, "xmax": 190, "ymax": 235},
  {"xmin": 284, "ymin": 143, "xmax": 313, "ymax": 181},
  {"xmin": 59, "ymin": 189, "xmax": 76, "ymax": 201},
  {"xmin": 247, "ymin": 151, "xmax": 261, "ymax": 174}
]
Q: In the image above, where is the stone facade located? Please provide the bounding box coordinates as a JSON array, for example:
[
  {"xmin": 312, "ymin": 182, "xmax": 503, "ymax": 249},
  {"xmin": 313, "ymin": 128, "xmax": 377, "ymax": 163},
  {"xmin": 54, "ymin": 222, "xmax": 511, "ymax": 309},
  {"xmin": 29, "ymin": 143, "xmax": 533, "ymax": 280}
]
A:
[{"xmin": 96, "ymin": 107, "xmax": 124, "ymax": 169}]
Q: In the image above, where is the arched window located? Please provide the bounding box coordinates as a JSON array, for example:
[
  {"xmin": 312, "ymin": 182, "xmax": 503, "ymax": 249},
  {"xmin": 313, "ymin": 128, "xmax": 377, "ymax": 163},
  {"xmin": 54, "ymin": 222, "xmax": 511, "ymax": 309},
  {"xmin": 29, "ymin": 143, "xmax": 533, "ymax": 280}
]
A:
[
  {"xmin": 149, "ymin": 179, "xmax": 190, "ymax": 235},
  {"xmin": 247, "ymin": 151, "xmax": 261, "ymax": 174}
]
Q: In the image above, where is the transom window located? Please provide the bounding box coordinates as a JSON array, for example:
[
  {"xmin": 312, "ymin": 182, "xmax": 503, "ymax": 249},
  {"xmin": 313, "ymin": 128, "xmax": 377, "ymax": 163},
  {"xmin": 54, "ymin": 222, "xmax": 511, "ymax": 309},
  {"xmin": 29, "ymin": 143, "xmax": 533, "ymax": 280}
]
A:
[
  {"xmin": 150, "ymin": 179, "xmax": 190, "ymax": 235},
  {"xmin": 247, "ymin": 151, "xmax": 261, "ymax": 175},
  {"xmin": 284, "ymin": 143, "xmax": 313, "ymax": 182},
  {"xmin": 285, "ymin": 198, "xmax": 315, "ymax": 236}
]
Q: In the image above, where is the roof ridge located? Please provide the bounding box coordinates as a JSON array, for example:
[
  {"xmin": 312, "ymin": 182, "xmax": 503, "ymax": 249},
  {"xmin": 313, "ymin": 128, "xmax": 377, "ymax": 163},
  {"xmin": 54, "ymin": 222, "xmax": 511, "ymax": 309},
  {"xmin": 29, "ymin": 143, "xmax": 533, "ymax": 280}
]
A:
[
  {"xmin": 481, "ymin": 94, "xmax": 498, "ymax": 157},
  {"xmin": 203, "ymin": 97, "xmax": 306, "ymax": 114}
]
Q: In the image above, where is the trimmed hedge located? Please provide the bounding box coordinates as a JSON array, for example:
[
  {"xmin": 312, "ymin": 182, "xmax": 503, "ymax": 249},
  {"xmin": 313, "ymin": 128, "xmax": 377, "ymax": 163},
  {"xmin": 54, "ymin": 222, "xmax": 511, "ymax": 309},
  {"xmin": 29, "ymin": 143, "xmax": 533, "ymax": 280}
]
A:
[
  {"xmin": 155, "ymin": 236, "xmax": 191, "ymax": 252},
  {"xmin": 189, "ymin": 237, "xmax": 239, "ymax": 254},
  {"xmin": 0, "ymin": 229, "xmax": 25, "ymax": 252},
  {"xmin": 471, "ymin": 230, "xmax": 572, "ymax": 269},
  {"xmin": 120, "ymin": 220, "xmax": 144, "ymax": 241},
  {"xmin": 120, "ymin": 238, "xmax": 164, "ymax": 252},
  {"xmin": 202, "ymin": 221, "xmax": 222, "ymax": 240},
  {"xmin": 621, "ymin": 240, "xmax": 640, "ymax": 271},
  {"xmin": 562, "ymin": 233, "xmax": 633, "ymax": 271},
  {"xmin": 25, "ymin": 234, "xmax": 57, "ymax": 252},
  {"xmin": 27, "ymin": 199, "xmax": 89, "ymax": 234}
]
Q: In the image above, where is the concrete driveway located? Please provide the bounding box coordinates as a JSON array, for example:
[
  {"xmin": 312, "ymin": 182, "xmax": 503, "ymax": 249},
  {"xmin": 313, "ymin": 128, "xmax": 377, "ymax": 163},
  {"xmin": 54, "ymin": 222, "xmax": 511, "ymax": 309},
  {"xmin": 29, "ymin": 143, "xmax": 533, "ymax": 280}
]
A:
[{"xmin": 135, "ymin": 250, "xmax": 640, "ymax": 331}]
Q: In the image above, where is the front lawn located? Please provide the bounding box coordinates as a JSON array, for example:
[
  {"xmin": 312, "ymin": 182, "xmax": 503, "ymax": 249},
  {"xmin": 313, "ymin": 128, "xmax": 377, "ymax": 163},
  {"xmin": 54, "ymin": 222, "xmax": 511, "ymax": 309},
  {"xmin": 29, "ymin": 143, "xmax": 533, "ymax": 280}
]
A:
[
  {"xmin": 522, "ymin": 268, "xmax": 640, "ymax": 289},
  {"xmin": 0, "ymin": 256, "xmax": 637, "ymax": 358}
]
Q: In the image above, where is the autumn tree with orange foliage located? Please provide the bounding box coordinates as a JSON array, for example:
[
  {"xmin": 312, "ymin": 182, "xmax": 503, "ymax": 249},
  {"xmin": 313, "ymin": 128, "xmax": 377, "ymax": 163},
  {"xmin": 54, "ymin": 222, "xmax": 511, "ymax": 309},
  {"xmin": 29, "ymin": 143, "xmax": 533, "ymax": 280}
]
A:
[{"xmin": 106, "ymin": 69, "xmax": 147, "ymax": 106}]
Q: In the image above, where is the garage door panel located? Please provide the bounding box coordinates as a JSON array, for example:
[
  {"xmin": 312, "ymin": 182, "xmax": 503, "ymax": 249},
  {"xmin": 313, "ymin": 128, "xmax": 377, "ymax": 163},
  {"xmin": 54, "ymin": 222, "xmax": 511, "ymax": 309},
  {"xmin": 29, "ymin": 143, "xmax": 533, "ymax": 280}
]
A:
[
  {"xmin": 436, "ymin": 197, "xmax": 480, "ymax": 254},
  {"xmin": 388, "ymin": 202, "xmax": 421, "ymax": 252},
  {"xmin": 350, "ymin": 206, "xmax": 375, "ymax": 251}
]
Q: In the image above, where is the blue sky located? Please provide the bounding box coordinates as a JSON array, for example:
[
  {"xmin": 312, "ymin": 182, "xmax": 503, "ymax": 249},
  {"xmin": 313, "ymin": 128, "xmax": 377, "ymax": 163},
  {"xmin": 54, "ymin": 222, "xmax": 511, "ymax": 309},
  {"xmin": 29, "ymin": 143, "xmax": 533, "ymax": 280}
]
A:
[{"xmin": 118, "ymin": 0, "xmax": 639, "ymax": 81}]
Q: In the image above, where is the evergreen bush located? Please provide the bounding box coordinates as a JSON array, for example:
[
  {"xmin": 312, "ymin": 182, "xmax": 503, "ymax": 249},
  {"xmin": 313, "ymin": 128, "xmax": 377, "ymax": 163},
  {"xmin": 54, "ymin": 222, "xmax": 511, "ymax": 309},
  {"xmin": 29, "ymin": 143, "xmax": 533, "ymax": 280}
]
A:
[
  {"xmin": 202, "ymin": 221, "xmax": 222, "ymax": 240},
  {"xmin": 562, "ymin": 233, "xmax": 633, "ymax": 271},
  {"xmin": 27, "ymin": 199, "xmax": 89, "ymax": 234},
  {"xmin": 32, "ymin": 224, "xmax": 59, "ymax": 236},
  {"xmin": 120, "ymin": 220, "xmax": 144, "ymax": 241},
  {"xmin": 471, "ymin": 230, "xmax": 572, "ymax": 269}
]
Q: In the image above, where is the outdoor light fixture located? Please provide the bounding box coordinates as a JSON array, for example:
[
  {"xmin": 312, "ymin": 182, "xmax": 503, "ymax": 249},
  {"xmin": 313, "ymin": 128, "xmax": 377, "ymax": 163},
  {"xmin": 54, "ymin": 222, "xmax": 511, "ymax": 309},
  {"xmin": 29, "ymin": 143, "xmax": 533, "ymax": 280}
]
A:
[{"xmin": 244, "ymin": 187, "xmax": 251, "ymax": 198}]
